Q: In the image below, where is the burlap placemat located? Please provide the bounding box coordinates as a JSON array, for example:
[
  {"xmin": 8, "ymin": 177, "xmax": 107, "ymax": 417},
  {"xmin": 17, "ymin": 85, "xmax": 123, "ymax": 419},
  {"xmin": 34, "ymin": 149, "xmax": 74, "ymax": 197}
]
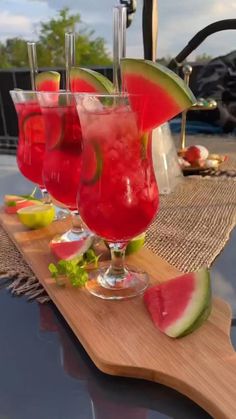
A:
[
  {"xmin": 0, "ymin": 225, "xmax": 49, "ymax": 303},
  {"xmin": 146, "ymin": 176, "xmax": 236, "ymax": 271}
]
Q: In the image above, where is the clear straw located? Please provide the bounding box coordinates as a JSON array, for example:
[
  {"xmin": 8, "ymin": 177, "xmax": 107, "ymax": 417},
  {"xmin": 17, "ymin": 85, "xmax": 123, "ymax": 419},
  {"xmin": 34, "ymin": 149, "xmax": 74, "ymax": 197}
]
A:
[
  {"xmin": 27, "ymin": 42, "xmax": 38, "ymax": 91},
  {"xmin": 65, "ymin": 32, "xmax": 76, "ymax": 91},
  {"xmin": 113, "ymin": 5, "xmax": 127, "ymax": 92}
]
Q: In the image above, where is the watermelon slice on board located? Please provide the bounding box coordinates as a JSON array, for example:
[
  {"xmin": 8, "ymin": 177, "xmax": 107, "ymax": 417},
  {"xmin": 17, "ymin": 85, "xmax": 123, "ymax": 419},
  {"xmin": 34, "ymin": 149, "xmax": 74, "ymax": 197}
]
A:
[
  {"xmin": 120, "ymin": 58, "xmax": 196, "ymax": 132},
  {"xmin": 70, "ymin": 67, "xmax": 114, "ymax": 93},
  {"xmin": 4, "ymin": 194, "xmax": 41, "ymax": 214},
  {"xmin": 35, "ymin": 71, "xmax": 61, "ymax": 91},
  {"xmin": 144, "ymin": 268, "xmax": 212, "ymax": 338},
  {"xmin": 50, "ymin": 236, "xmax": 93, "ymax": 260}
]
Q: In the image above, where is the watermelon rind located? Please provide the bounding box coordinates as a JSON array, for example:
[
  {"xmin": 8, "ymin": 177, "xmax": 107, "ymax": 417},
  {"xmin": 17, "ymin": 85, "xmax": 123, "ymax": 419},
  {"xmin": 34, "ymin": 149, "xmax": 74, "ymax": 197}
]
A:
[
  {"xmin": 70, "ymin": 67, "xmax": 114, "ymax": 93},
  {"xmin": 178, "ymin": 298, "xmax": 212, "ymax": 338},
  {"xmin": 35, "ymin": 71, "xmax": 61, "ymax": 91},
  {"xmin": 121, "ymin": 58, "xmax": 196, "ymax": 108},
  {"xmin": 166, "ymin": 268, "xmax": 211, "ymax": 338}
]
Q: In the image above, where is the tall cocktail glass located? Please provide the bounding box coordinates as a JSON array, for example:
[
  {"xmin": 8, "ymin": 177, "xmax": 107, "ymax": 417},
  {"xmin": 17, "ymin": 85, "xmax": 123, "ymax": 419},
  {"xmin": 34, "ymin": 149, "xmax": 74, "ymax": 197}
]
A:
[
  {"xmin": 75, "ymin": 93, "xmax": 159, "ymax": 299},
  {"xmin": 38, "ymin": 91, "xmax": 93, "ymax": 243},
  {"xmin": 10, "ymin": 90, "xmax": 46, "ymax": 191}
]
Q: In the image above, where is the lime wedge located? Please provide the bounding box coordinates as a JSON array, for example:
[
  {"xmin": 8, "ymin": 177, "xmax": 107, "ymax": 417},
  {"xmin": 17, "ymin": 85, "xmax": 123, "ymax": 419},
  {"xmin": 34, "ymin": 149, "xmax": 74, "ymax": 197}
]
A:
[
  {"xmin": 17, "ymin": 204, "xmax": 55, "ymax": 229},
  {"xmin": 126, "ymin": 233, "xmax": 146, "ymax": 255}
]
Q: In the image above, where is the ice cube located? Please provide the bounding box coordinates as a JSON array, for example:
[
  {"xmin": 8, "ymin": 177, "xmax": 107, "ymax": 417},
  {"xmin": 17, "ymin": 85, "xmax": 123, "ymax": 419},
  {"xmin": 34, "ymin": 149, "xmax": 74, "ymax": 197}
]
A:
[{"xmin": 82, "ymin": 96, "xmax": 103, "ymax": 112}]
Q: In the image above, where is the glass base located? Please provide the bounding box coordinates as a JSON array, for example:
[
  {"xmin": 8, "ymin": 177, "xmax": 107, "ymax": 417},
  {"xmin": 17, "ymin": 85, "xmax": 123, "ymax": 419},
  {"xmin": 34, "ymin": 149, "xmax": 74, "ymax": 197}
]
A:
[{"xmin": 86, "ymin": 265, "xmax": 149, "ymax": 300}]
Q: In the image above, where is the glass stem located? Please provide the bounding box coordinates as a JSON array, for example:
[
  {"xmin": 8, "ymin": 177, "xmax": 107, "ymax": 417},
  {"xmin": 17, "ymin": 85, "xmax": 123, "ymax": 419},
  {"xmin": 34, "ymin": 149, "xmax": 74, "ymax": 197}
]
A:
[
  {"xmin": 107, "ymin": 242, "xmax": 128, "ymax": 281},
  {"xmin": 70, "ymin": 210, "xmax": 84, "ymax": 233},
  {"xmin": 40, "ymin": 187, "xmax": 52, "ymax": 204}
]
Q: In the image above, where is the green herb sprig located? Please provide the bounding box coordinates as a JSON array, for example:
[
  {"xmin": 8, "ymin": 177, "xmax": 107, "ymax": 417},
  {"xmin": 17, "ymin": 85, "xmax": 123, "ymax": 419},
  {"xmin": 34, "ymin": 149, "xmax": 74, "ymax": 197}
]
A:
[{"xmin": 48, "ymin": 249, "xmax": 100, "ymax": 288}]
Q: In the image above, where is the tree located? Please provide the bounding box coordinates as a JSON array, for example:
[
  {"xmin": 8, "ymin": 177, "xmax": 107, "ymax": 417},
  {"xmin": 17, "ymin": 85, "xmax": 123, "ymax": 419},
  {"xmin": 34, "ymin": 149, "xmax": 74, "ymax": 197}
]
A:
[
  {"xmin": 0, "ymin": 8, "xmax": 111, "ymax": 69},
  {"xmin": 195, "ymin": 53, "xmax": 213, "ymax": 63}
]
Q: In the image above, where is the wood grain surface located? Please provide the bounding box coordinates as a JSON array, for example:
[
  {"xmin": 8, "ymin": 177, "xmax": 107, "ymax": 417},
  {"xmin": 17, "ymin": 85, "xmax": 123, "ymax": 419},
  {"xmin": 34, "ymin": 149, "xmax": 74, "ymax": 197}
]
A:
[{"xmin": 1, "ymin": 209, "xmax": 236, "ymax": 418}]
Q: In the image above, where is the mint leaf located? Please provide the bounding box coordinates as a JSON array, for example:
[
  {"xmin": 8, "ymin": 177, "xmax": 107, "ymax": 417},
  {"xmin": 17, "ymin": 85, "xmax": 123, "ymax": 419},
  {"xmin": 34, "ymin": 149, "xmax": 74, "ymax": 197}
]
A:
[
  {"xmin": 84, "ymin": 249, "xmax": 100, "ymax": 267},
  {"xmin": 48, "ymin": 263, "xmax": 65, "ymax": 286},
  {"xmin": 69, "ymin": 268, "xmax": 88, "ymax": 287},
  {"xmin": 48, "ymin": 263, "xmax": 58, "ymax": 278},
  {"xmin": 48, "ymin": 249, "xmax": 98, "ymax": 288}
]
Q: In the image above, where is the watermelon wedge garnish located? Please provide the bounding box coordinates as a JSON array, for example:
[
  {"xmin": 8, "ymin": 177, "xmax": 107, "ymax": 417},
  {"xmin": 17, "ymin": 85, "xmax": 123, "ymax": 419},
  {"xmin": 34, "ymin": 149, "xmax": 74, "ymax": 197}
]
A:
[
  {"xmin": 35, "ymin": 71, "xmax": 61, "ymax": 91},
  {"xmin": 82, "ymin": 141, "xmax": 103, "ymax": 185},
  {"xmin": 144, "ymin": 268, "xmax": 212, "ymax": 338},
  {"xmin": 50, "ymin": 236, "xmax": 93, "ymax": 260},
  {"xmin": 120, "ymin": 58, "xmax": 196, "ymax": 131},
  {"xmin": 70, "ymin": 67, "xmax": 114, "ymax": 93}
]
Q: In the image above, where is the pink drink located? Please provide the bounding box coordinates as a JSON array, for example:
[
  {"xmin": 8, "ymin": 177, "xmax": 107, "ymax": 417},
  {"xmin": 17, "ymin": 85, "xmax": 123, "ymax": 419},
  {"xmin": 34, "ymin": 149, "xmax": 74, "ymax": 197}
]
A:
[
  {"xmin": 78, "ymin": 105, "xmax": 159, "ymax": 241},
  {"xmin": 15, "ymin": 101, "xmax": 45, "ymax": 187},
  {"xmin": 42, "ymin": 105, "xmax": 82, "ymax": 210}
]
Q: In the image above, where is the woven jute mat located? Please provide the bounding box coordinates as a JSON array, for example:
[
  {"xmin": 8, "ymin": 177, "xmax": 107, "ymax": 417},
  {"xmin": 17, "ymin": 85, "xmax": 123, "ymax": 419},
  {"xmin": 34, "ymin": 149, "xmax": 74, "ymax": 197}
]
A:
[
  {"xmin": 146, "ymin": 176, "xmax": 236, "ymax": 271},
  {"xmin": 1, "ymin": 148, "xmax": 236, "ymax": 301},
  {"xmin": 0, "ymin": 224, "xmax": 49, "ymax": 303}
]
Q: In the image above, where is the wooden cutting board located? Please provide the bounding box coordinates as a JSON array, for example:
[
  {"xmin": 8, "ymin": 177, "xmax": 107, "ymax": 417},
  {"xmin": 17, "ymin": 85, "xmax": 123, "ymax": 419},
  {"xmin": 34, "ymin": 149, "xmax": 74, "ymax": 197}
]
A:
[{"xmin": 1, "ymin": 209, "xmax": 236, "ymax": 418}]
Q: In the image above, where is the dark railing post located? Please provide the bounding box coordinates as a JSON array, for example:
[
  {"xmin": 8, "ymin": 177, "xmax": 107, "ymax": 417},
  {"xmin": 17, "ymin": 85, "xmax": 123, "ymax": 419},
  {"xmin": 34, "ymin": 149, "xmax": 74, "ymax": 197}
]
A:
[{"xmin": 142, "ymin": 0, "xmax": 158, "ymax": 61}]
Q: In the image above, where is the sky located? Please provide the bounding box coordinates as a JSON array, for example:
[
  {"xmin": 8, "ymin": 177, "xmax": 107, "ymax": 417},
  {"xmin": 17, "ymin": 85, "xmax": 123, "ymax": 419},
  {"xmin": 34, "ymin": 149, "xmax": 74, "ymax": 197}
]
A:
[{"xmin": 0, "ymin": 0, "xmax": 236, "ymax": 61}]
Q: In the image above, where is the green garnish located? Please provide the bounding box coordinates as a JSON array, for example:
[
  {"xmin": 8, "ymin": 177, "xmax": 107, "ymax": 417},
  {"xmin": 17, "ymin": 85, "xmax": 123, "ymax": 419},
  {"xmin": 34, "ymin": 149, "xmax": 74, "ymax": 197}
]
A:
[{"xmin": 48, "ymin": 249, "xmax": 100, "ymax": 288}]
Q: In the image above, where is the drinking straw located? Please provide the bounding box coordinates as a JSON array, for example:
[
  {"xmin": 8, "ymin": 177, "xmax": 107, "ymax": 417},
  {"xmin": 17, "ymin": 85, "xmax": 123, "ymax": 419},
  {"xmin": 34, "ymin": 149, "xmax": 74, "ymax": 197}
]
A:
[
  {"xmin": 65, "ymin": 32, "xmax": 76, "ymax": 91},
  {"xmin": 113, "ymin": 5, "xmax": 127, "ymax": 92},
  {"xmin": 27, "ymin": 42, "xmax": 38, "ymax": 90}
]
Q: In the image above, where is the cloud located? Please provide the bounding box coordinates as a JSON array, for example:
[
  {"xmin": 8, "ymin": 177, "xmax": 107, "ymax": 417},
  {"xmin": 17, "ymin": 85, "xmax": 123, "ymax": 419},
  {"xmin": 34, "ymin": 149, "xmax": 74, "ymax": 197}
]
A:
[{"xmin": 0, "ymin": 11, "xmax": 32, "ymax": 36}]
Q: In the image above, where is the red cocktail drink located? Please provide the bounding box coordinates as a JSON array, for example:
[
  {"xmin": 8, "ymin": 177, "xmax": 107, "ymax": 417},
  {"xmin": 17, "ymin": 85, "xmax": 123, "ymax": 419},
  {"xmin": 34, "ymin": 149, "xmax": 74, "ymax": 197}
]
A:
[
  {"xmin": 42, "ymin": 104, "xmax": 82, "ymax": 210},
  {"xmin": 10, "ymin": 92, "xmax": 45, "ymax": 187},
  {"xmin": 75, "ymin": 93, "xmax": 159, "ymax": 299},
  {"xmin": 78, "ymin": 104, "xmax": 158, "ymax": 241},
  {"xmin": 38, "ymin": 91, "xmax": 93, "ymax": 245}
]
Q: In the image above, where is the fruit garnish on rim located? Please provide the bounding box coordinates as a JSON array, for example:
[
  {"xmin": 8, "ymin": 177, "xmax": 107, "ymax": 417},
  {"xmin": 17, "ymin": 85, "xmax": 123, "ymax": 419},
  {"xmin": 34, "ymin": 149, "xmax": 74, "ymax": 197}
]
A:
[
  {"xmin": 35, "ymin": 71, "xmax": 61, "ymax": 92},
  {"xmin": 120, "ymin": 58, "xmax": 196, "ymax": 132},
  {"xmin": 144, "ymin": 268, "xmax": 212, "ymax": 338},
  {"xmin": 70, "ymin": 67, "xmax": 114, "ymax": 93}
]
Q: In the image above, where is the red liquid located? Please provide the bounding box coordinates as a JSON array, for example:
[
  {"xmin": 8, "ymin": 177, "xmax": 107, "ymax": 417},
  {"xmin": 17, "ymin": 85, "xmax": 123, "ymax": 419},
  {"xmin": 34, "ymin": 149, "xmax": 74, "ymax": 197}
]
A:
[
  {"xmin": 15, "ymin": 102, "xmax": 45, "ymax": 187},
  {"xmin": 42, "ymin": 105, "xmax": 82, "ymax": 210},
  {"xmin": 78, "ymin": 107, "xmax": 159, "ymax": 241}
]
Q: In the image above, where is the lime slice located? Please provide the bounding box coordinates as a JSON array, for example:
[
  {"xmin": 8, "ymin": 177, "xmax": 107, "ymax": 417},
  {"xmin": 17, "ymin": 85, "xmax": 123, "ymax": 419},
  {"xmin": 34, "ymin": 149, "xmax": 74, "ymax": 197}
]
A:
[
  {"xmin": 82, "ymin": 141, "xmax": 103, "ymax": 185},
  {"xmin": 17, "ymin": 204, "xmax": 55, "ymax": 229},
  {"xmin": 22, "ymin": 113, "xmax": 45, "ymax": 144},
  {"xmin": 126, "ymin": 233, "xmax": 146, "ymax": 255},
  {"xmin": 45, "ymin": 111, "xmax": 64, "ymax": 150}
]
